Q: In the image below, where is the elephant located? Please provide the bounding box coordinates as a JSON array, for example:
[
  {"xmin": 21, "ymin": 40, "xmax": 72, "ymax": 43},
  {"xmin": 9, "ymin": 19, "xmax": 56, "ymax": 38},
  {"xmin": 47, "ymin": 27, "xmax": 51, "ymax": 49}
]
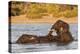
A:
[
  {"xmin": 16, "ymin": 20, "xmax": 74, "ymax": 44},
  {"xmin": 38, "ymin": 36, "xmax": 51, "ymax": 43},
  {"xmin": 16, "ymin": 34, "xmax": 39, "ymax": 44},
  {"xmin": 16, "ymin": 34, "xmax": 53, "ymax": 44},
  {"xmin": 49, "ymin": 20, "xmax": 74, "ymax": 44}
]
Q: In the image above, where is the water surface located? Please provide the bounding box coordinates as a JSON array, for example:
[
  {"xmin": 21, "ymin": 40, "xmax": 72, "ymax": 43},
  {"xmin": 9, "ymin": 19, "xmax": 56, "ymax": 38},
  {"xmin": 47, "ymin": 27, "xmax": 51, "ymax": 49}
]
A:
[{"xmin": 10, "ymin": 24, "xmax": 78, "ymax": 53}]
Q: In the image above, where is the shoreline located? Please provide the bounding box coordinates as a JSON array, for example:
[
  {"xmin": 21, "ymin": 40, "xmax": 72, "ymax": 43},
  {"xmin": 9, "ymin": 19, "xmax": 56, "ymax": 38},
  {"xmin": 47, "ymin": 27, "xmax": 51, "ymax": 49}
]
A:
[{"xmin": 10, "ymin": 15, "xmax": 78, "ymax": 24}]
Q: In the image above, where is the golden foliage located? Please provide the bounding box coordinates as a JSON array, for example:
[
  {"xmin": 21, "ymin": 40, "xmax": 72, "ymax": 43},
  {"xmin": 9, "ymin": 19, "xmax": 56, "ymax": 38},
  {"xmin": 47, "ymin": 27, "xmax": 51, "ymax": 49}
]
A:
[{"xmin": 10, "ymin": 1, "xmax": 78, "ymax": 18}]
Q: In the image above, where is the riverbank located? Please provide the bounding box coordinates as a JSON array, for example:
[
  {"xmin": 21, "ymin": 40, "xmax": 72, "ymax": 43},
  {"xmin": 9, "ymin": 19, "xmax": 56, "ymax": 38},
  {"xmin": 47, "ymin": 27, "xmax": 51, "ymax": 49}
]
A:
[{"xmin": 10, "ymin": 15, "xmax": 78, "ymax": 24}]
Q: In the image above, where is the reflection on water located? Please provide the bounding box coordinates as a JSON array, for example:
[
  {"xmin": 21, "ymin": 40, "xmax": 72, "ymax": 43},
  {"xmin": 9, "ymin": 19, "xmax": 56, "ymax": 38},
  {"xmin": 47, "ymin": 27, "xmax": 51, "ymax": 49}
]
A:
[{"xmin": 10, "ymin": 24, "xmax": 78, "ymax": 53}]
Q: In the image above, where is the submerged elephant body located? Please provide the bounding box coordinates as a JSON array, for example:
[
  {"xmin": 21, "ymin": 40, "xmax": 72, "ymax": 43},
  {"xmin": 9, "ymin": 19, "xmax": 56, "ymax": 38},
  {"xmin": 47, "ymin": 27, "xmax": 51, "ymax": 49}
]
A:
[
  {"xmin": 16, "ymin": 34, "xmax": 54, "ymax": 44},
  {"xmin": 57, "ymin": 32, "xmax": 73, "ymax": 44},
  {"xmin": 16, "ymin": 20, "xmax": 74, "ymax": 44},
  {"xmin": 38, "ymin": 36, "xmax": 51, "ymax": 43},
  {"xmin": 16, "ymin": 34, "xmax": 39, "ymax": 44}
]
